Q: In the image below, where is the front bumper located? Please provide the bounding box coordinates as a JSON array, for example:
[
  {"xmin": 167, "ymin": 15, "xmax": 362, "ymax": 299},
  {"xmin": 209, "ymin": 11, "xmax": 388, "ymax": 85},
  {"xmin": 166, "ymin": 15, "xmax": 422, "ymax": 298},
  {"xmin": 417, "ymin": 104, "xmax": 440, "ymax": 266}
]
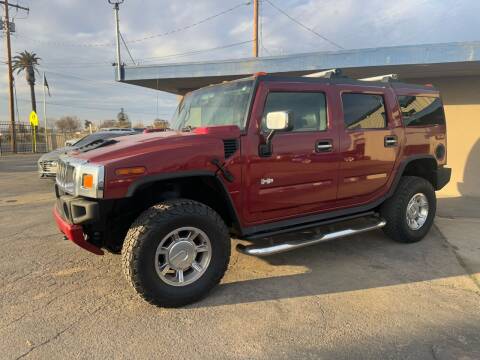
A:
[{"xmin": 53, "ymin": 202, "xmax": 104, "ymax": 255}]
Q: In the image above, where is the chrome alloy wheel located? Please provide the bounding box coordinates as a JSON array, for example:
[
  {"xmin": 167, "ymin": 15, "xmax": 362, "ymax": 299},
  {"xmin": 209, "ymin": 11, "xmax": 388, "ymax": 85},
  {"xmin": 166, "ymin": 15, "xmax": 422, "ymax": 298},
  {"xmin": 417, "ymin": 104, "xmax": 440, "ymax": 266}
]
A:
[
  {"xmin": 406, "ymin": 193, "xmax": 429, "ymax": 230},
  {"xmin": 154, "ymin": 227, "xmax": 212, "ymax": 286}
]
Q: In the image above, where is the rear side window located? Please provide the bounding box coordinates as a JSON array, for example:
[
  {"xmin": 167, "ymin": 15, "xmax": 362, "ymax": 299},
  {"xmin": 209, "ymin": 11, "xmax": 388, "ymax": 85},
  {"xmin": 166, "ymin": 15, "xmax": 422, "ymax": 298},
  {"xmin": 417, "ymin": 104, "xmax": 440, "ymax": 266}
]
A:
[
  {"xmin": 262, "ymin": 92, "xmax": 327, "ymax": 132},
  {"xmin": 342, "ymin": 93, "xmax": 387, "ymax": 129},
  {"xmin": 397, "ymin": 96, "xmax": 446, "ymax": 126}
]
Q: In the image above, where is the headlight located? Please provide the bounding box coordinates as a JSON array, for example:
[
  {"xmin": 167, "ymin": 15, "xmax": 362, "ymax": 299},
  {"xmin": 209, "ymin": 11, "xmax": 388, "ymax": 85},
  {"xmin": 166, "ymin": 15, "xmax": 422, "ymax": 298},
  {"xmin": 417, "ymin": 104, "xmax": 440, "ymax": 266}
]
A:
[
  {"xmin": 76, "ymin": 162, "xmax": 105, "ymax": 198},
  {"xmin": 57, "ymin": 157, "xmax": 104, "ymax": 199}
]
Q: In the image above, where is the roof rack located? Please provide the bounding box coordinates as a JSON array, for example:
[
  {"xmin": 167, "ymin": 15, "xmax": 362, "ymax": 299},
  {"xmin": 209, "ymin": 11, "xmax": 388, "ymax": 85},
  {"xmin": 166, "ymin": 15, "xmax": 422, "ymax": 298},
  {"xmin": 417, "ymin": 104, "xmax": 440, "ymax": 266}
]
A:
[
  {"xmin": 359, "ymin": 74, "xmax": 399, "ymax": 82},
  {"xmin": 303, "ymin": 69, "xmax": 343, "ymax": 79}
]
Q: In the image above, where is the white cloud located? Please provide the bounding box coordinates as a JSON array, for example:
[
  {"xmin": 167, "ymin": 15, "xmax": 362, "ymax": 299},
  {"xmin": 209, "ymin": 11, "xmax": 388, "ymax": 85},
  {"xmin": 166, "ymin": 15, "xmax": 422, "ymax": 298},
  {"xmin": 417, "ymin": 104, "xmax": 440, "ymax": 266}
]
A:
[{"xmin": 1, "ymin": 0, "xmax": 479, "ymax": 125}]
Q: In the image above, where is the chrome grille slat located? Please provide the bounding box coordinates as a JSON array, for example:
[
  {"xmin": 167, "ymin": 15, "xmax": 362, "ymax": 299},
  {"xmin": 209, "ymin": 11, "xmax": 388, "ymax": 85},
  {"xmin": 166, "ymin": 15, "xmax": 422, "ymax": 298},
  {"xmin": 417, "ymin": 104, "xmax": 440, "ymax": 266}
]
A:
[
  {"xmin": 56, "ymin": 159, "xmax": 76, "ymax": 194},
  {"xmin": 40, "ymin": 160, "xmax": 57, "ymax": 173}
]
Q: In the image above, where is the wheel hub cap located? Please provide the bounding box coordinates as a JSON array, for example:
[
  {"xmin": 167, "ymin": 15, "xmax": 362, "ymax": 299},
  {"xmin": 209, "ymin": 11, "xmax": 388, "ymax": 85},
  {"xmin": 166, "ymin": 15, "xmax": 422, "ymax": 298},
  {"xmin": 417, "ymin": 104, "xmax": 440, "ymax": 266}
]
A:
[
  {"xmin": 168, "ymin": 241, "xmax": 196, "ymax": 270},
  {"xmin": 406, "ymin": 193, "xmax": 429, "ymax": 230},
  {"xmin": 154, "ymin": 227, "xmax": 212, "ymax": 287}
]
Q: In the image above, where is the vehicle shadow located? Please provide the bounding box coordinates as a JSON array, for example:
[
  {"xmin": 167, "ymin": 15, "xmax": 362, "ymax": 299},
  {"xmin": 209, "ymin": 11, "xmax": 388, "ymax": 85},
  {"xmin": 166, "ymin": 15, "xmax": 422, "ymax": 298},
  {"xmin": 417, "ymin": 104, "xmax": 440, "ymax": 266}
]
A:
[
  {"xmin": 457, "ymin": 137, "xmax": 480, "ymax": 197},
  {"xmin": 192, "ymin": 225, "xmax": 475, "ymax": 308},
  {"xmin": 437, "ymin": 138, "xmax": 480, "ymax": 218}
]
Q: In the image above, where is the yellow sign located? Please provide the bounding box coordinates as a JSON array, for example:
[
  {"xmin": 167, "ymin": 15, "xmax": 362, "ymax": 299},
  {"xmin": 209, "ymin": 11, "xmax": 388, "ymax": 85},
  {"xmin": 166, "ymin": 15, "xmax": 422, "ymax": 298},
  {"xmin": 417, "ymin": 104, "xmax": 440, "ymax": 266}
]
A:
[{"xmin": 29, "ymin": 111, "xmax": 39, "ymax": 126}]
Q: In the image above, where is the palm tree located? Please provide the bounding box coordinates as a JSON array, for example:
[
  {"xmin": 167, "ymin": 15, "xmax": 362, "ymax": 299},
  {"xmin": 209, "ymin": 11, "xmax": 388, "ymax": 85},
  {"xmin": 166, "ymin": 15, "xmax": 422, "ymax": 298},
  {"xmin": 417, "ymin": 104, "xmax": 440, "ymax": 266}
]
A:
[{"xmin": 12, "ymin": 51, "xmax": 41, "ymax": 113}]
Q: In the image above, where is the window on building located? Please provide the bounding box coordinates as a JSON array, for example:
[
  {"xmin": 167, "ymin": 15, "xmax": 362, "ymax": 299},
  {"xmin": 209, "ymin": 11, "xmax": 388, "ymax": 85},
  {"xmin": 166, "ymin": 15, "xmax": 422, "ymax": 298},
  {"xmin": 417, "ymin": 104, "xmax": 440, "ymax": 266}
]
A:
[
  {"xmin": 262, "ymin": 92, "xmax": 327, "ymax": 132},
  {"xmin": 342, "ymin": 93, "xmax": 387, "ymax": 129},
  {"xmin": 397, "ymin": 96, "xmax": 446, "ymax": 126}
]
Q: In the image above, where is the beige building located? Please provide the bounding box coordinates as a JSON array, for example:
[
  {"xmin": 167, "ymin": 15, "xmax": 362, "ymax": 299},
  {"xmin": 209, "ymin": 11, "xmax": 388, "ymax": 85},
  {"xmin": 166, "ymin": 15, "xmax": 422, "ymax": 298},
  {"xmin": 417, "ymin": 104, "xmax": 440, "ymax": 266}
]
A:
[
  {"xmin": 120, "ymin": 41, "xmax": 480, "ymax": 198},
  {"xmin": 412, "ymin": 76, "xmax": 479, "ymax": 197}
]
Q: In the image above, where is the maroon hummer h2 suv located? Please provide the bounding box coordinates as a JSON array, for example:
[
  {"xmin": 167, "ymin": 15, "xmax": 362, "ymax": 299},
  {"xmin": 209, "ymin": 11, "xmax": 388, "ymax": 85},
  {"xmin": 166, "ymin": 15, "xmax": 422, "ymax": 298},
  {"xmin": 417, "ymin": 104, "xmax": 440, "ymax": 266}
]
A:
[{"xmin": 53, "ymin": 73, "xmax": 451, "ymax": 307}]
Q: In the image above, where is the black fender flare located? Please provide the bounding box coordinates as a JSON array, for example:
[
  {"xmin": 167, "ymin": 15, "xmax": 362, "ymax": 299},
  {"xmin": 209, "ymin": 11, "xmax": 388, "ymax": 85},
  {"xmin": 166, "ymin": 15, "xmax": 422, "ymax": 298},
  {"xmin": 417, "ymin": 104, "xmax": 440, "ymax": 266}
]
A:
[
  {"xmin": 388, "ymin": 155, "xmax": 440, "ymax": 196},
  {"xmin": 126, "ymin": 171, "xmax": 243, "ymax": 234}
]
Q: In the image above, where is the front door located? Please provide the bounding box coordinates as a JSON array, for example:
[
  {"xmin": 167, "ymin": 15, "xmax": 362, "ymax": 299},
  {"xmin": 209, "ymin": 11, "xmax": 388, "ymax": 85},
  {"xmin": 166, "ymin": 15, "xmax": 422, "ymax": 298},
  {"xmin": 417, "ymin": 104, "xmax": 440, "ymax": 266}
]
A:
[{"xmin": 243, "ymin": 82, "xmax": 340, "ymax": 224}]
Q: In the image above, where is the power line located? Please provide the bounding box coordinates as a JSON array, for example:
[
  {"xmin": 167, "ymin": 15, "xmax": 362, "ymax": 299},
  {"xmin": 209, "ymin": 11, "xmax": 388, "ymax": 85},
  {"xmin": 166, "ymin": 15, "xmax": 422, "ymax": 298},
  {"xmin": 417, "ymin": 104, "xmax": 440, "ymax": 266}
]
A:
[
  {"xmin": 137, "ymin": 40, "xmax": 253, "ymax": 64},
  {"xmin": 14, "ymin": 33, "xmax": 114, "ymax": 48},
  {"xmin": 37, "ymin": 68, "xmax": 123, "ymax": 86},
  {"xmin": 125, "ymin": 1, "xmax": 252, "ymax": 44},
  {"xmin": 4, "ymin": 95, "xmax": 172, "ymax": 117},
  {"xmin": 28, "ymin": 39, "xmax": 253, "ymax": 70},
  {"xmin": 1, "ymin": 0, "xmax": 30, "ymax": 152},
  {"xmin": 13, "ymin": 1, "xmax": 252, "ymax": 48},
  {"xmin": 264, "ymin": 0, "xmax": 344, "ymax": 50},
  {"xmin": 36, "ymin": 68, "xmax": 166, "ymax": 96},
  {"xmin": 120, "ymin": 32, "xmax": 136, "ymax": 65},
  {"xmin": 259, "ymin": 0, "xmax": 272, "ymax": 56}
]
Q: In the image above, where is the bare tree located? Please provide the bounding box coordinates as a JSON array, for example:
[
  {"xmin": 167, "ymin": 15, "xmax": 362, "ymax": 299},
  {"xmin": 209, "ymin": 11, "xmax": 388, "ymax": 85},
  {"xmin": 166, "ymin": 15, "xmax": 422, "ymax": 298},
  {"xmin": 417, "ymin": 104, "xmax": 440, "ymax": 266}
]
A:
[
  {"xmin": 98, "ymin": 119, "xmax": 117, "ymax": 129},
  {"xmin": 55, "ymin": 116, "xmax": 80, "ymax": 132}
]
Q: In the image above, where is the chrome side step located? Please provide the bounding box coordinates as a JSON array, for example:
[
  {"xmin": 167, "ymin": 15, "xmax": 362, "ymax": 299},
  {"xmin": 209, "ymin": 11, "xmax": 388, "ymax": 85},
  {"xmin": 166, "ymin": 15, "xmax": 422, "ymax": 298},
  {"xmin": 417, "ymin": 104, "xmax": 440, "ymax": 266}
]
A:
[{"xmin": 237, "ymin": 217, "xmax": 386, "ymax": 257}]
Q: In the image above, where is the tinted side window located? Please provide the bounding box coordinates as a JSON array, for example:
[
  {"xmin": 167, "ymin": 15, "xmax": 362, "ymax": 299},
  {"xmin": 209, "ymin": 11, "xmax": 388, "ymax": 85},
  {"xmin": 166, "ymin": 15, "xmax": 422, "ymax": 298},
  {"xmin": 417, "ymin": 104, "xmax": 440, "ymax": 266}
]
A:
[
  {"xmin": 262, "ymin": 92, "xmax": 327, "ymax": 132},
  {"xmin": 342, "ymin": 93, "xmax": 387, "ymax": 129},
  {"xmin": 398, "ymin": 96, "xmax": 445, "ymax": 126}
]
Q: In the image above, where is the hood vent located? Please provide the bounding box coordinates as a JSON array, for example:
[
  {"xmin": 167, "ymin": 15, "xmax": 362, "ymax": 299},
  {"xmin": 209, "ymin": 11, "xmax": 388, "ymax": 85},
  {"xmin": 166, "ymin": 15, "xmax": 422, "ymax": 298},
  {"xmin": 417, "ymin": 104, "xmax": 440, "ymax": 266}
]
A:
[{"xmin": 223, "ymin": 139, "xmax": 238, "ymax": 158}]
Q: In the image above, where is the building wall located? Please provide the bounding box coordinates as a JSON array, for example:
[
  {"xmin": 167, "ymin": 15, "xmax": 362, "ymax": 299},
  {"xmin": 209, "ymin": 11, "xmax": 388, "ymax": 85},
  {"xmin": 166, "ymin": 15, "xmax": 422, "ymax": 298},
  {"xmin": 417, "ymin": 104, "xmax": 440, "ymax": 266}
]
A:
[{"xmin": 407, "ymin": 76, "xmax": 480, "ymax": 197}]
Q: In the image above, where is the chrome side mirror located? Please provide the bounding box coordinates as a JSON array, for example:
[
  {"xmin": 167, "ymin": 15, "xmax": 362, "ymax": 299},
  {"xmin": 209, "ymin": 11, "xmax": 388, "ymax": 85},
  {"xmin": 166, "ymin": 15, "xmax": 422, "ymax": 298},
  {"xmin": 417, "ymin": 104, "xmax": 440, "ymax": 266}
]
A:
[
  {"xmin": 266, "ymin": 111, "xmax": 291, "ymax": 131},
  {"xmin": 260, "ymin": 111, "xmax": 293, "ymax": 157}
]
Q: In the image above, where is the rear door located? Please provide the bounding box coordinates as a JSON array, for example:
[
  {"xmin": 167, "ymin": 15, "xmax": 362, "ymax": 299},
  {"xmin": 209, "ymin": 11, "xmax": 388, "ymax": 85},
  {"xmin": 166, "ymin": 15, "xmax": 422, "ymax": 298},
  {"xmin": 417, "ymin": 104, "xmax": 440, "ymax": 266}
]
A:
[
  {"xmin": 243, "ymin": 81, "xmax": 341, "ymax": 224},
  {"xmin": 337, "ymin": 87, "xmax": 401, "ymax": 201}
]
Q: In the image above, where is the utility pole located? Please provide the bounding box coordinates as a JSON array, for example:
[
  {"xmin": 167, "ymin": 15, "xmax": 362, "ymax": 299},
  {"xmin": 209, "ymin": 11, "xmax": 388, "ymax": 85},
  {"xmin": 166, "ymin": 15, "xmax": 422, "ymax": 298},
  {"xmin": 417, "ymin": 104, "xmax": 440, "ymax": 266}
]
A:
[
  {"xmin": 108, "ymin": 0, "xmax": 124, "ymax": 81},
  {"xmin": 253, "ymin": 0, "xmax": 259, "ymax": 57},
  {"xmin": 1, "ymin": 0, "xmax": 29, "ymax": 153}
]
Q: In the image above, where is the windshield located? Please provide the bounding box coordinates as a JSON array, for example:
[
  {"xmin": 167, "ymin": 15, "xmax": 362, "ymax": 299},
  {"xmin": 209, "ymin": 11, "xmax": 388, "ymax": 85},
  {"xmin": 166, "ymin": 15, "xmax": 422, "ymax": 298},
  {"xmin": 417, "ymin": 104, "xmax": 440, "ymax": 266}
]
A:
[{"xmin": 171, "ymin": 80, "xmax": 254, "ymax": 131}]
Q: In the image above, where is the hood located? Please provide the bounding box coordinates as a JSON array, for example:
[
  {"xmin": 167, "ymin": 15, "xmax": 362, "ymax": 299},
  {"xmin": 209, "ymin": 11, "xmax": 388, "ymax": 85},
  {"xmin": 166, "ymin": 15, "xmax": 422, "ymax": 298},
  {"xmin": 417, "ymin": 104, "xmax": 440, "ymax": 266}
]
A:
[
  {"xmin": 69, "ymin": 125, "xmax": 241, "ymax": 166},
  {"xmin": 38, "ymin": 146, "xmax": 74, "ymax": 162}
]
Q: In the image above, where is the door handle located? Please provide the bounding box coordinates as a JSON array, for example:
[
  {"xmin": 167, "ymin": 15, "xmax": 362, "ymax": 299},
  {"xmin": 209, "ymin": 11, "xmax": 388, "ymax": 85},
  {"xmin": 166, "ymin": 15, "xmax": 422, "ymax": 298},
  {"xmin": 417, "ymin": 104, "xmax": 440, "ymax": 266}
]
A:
[
  {"xmin": 384, "ymin": 135, "xmax": 398, "ymax": 147},
  {"xmin": 315, "ymin": 140, "xmax": 333, "ymax": 152}
]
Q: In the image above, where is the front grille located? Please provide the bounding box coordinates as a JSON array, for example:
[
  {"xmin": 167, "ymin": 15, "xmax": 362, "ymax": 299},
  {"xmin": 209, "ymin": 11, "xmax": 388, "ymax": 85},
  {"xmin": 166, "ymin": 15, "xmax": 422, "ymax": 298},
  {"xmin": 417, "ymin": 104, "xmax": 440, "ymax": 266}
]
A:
[
  {"xmin": 40, "ymin": 160, "xmax": 58, "ymax": 174},
  {"xmin": 56, "ymin": 160, "xmax": 76, "ymax": 194}
]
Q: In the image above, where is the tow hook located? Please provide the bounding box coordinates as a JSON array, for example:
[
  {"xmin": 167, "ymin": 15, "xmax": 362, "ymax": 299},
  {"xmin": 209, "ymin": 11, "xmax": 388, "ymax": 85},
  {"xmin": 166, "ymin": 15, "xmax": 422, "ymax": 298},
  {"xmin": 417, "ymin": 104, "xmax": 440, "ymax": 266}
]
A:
[{"xmin": 211, "ymin": 159, "xmax": 234, "ymax": 182}]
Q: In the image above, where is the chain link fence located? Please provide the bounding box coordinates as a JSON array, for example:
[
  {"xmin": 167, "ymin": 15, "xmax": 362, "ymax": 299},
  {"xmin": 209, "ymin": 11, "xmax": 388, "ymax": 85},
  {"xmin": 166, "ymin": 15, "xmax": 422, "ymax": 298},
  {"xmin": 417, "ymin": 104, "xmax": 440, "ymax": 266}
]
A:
[{"xmin": 0, "ymin": 122, "xmax": 79, "ymax": 155}]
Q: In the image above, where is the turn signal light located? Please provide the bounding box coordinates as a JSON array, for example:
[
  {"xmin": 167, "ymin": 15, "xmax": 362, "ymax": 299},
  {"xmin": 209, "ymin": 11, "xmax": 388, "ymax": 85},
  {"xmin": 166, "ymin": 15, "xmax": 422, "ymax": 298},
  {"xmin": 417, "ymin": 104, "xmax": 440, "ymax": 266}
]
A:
[
  {"xmin": 115, "ymin": 167, "xmax": 146, "ymax": 176},
  {"xmin": 82, "ymin": 174, "xmax": 94, "ymax": 189}
]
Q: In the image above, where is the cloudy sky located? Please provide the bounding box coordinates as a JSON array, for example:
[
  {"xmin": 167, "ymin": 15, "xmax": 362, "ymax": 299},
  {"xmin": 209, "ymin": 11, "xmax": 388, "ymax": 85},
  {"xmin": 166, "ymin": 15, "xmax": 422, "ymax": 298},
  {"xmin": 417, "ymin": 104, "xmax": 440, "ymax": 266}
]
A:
[{"xmin": 1, "ymin": 0, "xmax": 479, "ymax": 127}]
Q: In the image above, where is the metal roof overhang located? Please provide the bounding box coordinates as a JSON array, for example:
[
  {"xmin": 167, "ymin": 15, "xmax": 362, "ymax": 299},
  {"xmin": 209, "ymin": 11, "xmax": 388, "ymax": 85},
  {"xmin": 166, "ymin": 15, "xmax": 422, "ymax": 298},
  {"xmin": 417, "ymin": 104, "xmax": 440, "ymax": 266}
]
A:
[{"xmin": 119, "ymin": 41, "xmax": 480, "ymax": 95}]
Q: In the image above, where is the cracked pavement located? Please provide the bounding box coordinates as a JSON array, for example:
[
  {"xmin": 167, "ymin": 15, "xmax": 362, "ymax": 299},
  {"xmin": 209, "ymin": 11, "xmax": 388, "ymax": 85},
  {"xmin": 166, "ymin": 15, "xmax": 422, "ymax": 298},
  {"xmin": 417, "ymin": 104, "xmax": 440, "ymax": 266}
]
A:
[{"xmin": 1, "ymin": 154, "xmax": 479, "ymax": 359}]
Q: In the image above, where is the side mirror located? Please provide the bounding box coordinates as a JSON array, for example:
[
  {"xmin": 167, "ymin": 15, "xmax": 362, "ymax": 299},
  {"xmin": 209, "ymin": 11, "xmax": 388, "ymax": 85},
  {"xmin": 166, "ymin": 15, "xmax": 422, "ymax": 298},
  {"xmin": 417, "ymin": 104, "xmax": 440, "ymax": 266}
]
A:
[
  {"xmin": 260, "ymin": 111, "xmax": 293, "ymax": 157},
  {"xmin": 266, "ymin": 111, "xmax": 292, "ymax": 131}
]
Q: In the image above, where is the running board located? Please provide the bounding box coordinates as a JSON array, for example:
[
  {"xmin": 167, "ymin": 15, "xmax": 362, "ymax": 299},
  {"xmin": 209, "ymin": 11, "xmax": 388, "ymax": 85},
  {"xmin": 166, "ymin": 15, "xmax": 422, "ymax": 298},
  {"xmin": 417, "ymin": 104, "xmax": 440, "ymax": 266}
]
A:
[{"xmin": 237, "ymin": 217, "xmax": 386, "ymax": 257}]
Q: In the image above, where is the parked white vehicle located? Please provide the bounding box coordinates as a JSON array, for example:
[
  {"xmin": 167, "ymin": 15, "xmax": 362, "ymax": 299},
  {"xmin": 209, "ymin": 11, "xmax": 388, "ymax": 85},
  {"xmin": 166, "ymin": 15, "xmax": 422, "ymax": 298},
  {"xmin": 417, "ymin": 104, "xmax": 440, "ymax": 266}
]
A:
[{"xmin": 39, "ymin": 131, "xmax": 136, "ymax": 178}]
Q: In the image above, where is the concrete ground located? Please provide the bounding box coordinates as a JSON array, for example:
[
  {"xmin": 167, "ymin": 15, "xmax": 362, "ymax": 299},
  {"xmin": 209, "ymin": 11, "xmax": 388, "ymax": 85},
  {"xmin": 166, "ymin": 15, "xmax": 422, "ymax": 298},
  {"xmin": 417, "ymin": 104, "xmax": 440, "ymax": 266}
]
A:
[{"xmin": 0, "ymin": 154, "xmax": 479, "ymax": 360}]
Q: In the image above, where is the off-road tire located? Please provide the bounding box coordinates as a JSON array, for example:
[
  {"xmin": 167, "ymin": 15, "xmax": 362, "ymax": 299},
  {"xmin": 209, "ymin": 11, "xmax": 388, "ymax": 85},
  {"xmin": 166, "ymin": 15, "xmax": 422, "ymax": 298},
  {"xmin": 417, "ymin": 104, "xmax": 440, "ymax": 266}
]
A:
[
  {"xmin": 122, "ymin": 199, "xmax": 230, "ymax": 307},
  {"xmin": 380, "ymin": 176, "xmax": 436, "ymax": 243}
]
